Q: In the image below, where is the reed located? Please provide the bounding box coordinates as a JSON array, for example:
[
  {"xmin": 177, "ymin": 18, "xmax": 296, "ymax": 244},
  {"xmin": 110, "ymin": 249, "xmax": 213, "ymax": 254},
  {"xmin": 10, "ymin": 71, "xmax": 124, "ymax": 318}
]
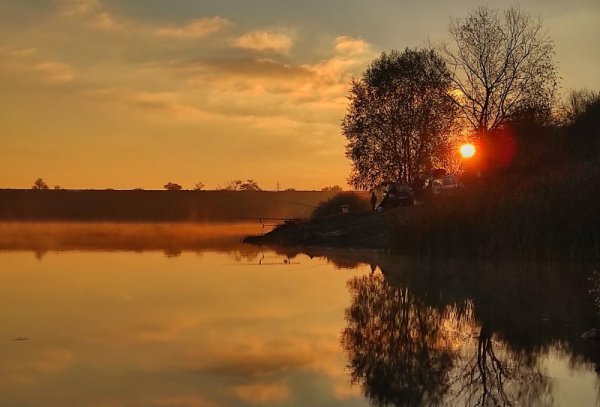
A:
[{"xmin": 389, "ymin": 162, "xmax": 600, "ymax": 260}]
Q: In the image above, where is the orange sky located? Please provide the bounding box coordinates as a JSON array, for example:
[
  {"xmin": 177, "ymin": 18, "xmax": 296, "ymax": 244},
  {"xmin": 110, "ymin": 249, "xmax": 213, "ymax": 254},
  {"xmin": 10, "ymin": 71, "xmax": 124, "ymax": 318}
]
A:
[{"xmin": 1, "ymin": 0, "xmax": 599, "ymax": 190}]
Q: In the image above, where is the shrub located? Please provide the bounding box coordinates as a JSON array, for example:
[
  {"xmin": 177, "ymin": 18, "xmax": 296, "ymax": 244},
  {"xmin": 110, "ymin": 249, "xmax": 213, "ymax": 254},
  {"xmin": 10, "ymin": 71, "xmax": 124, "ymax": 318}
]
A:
[{"xmin": 311, "ymin": 192, "xmax": 370, "ymax": 219}]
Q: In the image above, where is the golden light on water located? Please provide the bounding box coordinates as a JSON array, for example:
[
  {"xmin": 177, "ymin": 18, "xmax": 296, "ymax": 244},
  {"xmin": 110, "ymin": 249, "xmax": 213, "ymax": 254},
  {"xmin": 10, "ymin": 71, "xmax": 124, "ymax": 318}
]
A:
[{"xmin": 460, "ymin": 143, "xmax": 476, "ymax": 158}]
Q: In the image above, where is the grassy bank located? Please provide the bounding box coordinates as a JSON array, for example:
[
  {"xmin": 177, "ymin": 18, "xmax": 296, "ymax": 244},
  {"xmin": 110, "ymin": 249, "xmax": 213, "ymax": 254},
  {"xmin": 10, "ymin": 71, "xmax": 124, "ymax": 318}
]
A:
[{"xmin": 390, "ymin": 162, "xmax": 600, "ymax": 260}]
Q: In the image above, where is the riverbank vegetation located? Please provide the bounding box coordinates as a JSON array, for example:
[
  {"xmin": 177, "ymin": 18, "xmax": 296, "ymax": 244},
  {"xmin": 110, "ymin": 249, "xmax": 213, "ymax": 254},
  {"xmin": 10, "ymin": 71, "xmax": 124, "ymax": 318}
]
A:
[
  {"xmin": 337, "ymin": 6, "xmax": 599, "ymax": 260},
  {"xmin": 388, "ymin": 84, "xmax": 600, "ymax": 260}
]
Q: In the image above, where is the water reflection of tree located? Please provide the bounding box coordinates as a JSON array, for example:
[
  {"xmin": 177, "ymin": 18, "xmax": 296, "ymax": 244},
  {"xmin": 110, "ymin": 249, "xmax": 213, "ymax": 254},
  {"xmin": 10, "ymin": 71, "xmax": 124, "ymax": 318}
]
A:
[
  {"xmin": 449, "ymin": 327, "xmax": 552, "ymax": 406},
  {"xmin": 342, "ymin": 273, "xmax": 553, "ymax": 406},
  {"xmin": 342, "ymin": 274, "xmax": 457, "ymax": 406}
]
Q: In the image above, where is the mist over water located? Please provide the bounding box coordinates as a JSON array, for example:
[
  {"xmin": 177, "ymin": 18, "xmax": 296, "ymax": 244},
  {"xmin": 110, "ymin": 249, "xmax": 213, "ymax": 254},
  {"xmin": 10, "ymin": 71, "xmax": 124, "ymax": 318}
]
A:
[{"xmin": 1, "ymin": 223, "xmax": 600, "ymax": 406}]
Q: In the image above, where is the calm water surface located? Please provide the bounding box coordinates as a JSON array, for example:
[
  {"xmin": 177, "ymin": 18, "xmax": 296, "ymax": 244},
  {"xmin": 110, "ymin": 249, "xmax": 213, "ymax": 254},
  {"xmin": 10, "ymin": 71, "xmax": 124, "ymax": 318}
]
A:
[{"xmin": 1, "ymin": 223, "xmax": 600, "ymax": 406}]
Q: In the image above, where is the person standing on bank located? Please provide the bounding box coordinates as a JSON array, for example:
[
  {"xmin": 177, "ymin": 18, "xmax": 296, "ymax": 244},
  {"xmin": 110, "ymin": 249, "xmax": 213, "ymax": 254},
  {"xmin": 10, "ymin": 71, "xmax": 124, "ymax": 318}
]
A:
[{"xmin": 370, "ymin": 191, "xmax": 377, "ymax": 211}]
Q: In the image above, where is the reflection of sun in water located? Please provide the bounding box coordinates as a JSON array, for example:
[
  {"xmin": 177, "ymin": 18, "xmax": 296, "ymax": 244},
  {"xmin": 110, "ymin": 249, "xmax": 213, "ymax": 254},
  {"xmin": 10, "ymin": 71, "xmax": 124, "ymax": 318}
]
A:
[{"xmin": 460, "ymin": 143, "xmax": 476, "ymax": 158}]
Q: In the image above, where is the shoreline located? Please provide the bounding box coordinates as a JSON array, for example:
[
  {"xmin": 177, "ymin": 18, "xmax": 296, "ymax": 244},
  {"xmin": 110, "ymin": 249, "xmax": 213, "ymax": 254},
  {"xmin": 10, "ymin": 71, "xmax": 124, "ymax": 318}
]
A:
[{"xmin": 243, "ymin": 210, "xmax": 396, "ymax": 250}]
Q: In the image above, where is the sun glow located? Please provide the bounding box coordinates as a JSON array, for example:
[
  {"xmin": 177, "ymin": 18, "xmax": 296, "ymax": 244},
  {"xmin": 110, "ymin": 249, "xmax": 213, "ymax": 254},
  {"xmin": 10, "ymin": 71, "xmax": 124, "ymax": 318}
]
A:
[{"xmin": 460, "ymin": 143, "xmax": 476, "ymax": 159}]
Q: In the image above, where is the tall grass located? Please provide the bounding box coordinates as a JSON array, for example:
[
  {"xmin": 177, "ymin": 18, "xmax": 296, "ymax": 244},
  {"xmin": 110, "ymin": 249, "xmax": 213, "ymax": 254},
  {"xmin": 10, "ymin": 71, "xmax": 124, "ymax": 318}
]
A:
[{"xmin": 390, "ymin": 163, "xmax": 600, "ymax": 260}]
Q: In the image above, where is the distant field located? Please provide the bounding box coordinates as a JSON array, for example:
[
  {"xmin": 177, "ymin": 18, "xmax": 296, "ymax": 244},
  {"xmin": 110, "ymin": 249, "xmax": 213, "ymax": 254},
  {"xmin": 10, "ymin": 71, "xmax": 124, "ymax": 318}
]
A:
[{"xmin": 0, "ymin": 190, "xmax": 343, "ymax": 221}]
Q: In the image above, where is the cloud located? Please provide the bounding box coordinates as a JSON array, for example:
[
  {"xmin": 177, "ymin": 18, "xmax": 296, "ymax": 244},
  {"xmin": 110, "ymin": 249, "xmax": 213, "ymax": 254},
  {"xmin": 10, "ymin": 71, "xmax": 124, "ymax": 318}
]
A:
[
  {"xmin": 181, "ymin": 35, "xmax": 371, "ymax": 100},
  {"xmin": 71, "ymin": 34, "xmax": 373, "ymax": 135},
  {"xmin": 233, "ymin": 30, "xmax": 293, "ymax": 53},
  {"xmin": 81, "ymin": 87, "xmax": 213, "ymax": 121},
  {"xmin": 334, "ymin": 36, "xmax": 370, "ymax": 55},
  {"xmin": 181, "ymin": 57, "xmax": 312, "ymax": 82},
  {"xmin": 55, "ymin": 0, "xmax": 101, "ymax": 16},
  {"xmin": 0, "ymin": 348, "xmax": 74, "ymax": 387},
  {"xmin": 8, "ymin": 48, "xmax": 38, "ymax": 57},
  {"xmin": 88, "ymin": 11, "xmax": 121, "ymax": 30},
  {"xmin": 66, "ymin": 34, "xmax": 370, "ymax": 138},
  {"xmin": 0, "ymin": 48, "xmax": 75, "ymax": 83},
  {"xmin": 55, "ymin": 0, "xmax": 122, "ymax": 30},
  {"xmin": 234, "ymin": 382, "xmax": 290, "ymax": 405},
  {"xmin": 157, "ymin": 17, "xmax": 231, "ymax": 39}
]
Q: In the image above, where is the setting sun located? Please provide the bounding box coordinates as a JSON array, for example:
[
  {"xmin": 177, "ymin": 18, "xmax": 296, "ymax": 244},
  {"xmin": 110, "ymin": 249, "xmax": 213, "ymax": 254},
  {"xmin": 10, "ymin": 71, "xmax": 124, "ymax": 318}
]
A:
[{"xmin": 460, "ymin": 143, "xmax": 476, "ymax": 158}]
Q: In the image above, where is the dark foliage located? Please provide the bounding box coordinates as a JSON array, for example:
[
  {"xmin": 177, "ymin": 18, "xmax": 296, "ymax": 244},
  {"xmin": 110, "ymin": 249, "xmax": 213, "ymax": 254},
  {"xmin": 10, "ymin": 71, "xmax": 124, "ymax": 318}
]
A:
[
  {"xmin": 311, "ymin": 192, "xmax": 370, "ymax": 219},
  {"xmin": 390, "ymin": 162, "xmax": 600, "ymax": 260},
  {"xmin": 567, "ymin": 93, "xmax": 600, "ymax": 159},
  {"xmin": 343, "ymin": 48, "xmax": 457, "ymax": 188}
]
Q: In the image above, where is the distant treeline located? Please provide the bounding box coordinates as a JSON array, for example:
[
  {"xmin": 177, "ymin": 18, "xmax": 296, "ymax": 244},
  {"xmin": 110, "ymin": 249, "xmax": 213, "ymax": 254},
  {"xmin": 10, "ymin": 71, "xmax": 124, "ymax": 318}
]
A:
[{"xmin": 0, "ymin": 190, "xmax": 339, "ymax": 222}]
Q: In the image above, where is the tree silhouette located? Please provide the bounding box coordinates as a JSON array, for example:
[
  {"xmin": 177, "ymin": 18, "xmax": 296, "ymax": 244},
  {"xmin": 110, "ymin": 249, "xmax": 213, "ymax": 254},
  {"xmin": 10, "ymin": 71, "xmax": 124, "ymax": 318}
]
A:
[
  {"xmin": 342, "ymin": 274, "xmax": 456, "ymax": 406},
  {"xmin": 163, "ymin": 182, "xmax": 183, "ymax": 191},
  {"xmin": 321, "ymin": 185, "xmax": 343, "ymax": 192},
  {"xmin": 446, "ymin": 326, "xmax": 552, "ymax": 407},
  {"xmin": 32, "ymin": 178, "xmax": 49, "ymax": 190},
  {"xmin": 342, "ymin": 271, "xmax": 553, "ymax": 406},
  {"xmin": 443, "ymin": 6, "xmax": 557, "ymax": 136},
  {"xmin": 193, "ymin": 182, "xmax": 205, "ymax": 191},
  {"xmin": 225, "ymin": 179, "xmax": 261, "ymax": 191},
  {"xmin": 563, "ymin": 89, "xmax": 600, "ymax": 124},
  {"xmin": 343, "ymin": 48, "xmax": 457, "ymax": 188},
  {"xmin": 564, "ymin": 90, "xmax": 600, "ymax": 158}
]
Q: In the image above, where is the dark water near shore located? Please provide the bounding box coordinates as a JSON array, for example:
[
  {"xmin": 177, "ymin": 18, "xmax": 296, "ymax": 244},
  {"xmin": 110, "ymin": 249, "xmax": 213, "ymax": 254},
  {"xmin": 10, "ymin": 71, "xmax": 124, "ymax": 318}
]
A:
[{"xmin": 1, "ymin": 223, "xmax": 600, "ymax": 406}]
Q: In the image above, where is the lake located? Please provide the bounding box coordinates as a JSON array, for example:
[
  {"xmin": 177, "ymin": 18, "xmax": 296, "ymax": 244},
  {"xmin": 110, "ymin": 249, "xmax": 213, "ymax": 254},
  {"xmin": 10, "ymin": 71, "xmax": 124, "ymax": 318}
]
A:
[{"xmin": 1, "ymin": 223, "xmax": 600, "ymax": 406}]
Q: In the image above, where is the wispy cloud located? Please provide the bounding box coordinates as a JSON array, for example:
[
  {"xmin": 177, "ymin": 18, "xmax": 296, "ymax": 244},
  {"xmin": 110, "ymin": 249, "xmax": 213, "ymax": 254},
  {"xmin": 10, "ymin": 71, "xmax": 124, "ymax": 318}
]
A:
[
  {"xmin": 0, "ymin": 47, "xmax": 75, "ymax": 83},
  {"xmin": 55, "ymin": 0, "xmax": 122, "ymax": 30},
  {"xmin": 66, "ymin": 33, "xmax": 373, "ymax": 133},
  {"xmin": 174, "ymin": 36, "xmax": 373, "ymax": 123},
  {"xmin": 81, "ymin": 87, "xmax": 215, "ymax": 122},
  {"xmin": 157, "ymin": 17, "xmax": 231, "ymax": 39},
  {"xmin": 233, "ymin": 30, "xmax": 293, "ymax": 53},
  {"xmin": 55, "ymin": 0, "xmax": 100, "ymax": 16},
  {"xmin": 334, "ymin": 36, "xmax": 370, "ymax": 55}
]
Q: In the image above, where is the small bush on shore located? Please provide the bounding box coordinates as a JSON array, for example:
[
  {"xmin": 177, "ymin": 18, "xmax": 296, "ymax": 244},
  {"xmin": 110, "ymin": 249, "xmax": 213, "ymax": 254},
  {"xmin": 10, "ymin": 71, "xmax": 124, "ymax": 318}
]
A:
[{"xmin": 312, "ymin": 192, "xmax": 370, "ymax": 219}]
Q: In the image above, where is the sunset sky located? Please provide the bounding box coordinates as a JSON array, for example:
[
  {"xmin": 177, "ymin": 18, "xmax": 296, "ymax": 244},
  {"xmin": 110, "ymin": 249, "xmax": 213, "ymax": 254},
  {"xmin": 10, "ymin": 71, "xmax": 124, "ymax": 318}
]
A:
[{"xmin": 1, "ymin": 0, "xmax": 599, "ymax": 190}]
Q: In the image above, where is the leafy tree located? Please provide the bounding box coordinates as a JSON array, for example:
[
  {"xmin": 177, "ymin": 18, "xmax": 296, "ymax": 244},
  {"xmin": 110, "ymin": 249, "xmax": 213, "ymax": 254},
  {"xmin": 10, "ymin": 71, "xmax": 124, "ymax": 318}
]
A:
[
  {"xmin": 163, "ymin": 182, "xmax": 183, "ymax": 191},
  {"xmin": 193, "ymin": 182, "xmax": 205, "ymax": 191},
  {"xmin": 225, "ymin": 179, "xmax": 261, "ymax": 191},
  {"xmin": 443, "ymin": 6, "xmax": 558, "ymax": 136},
  {"xmin": 32, "ymin": 178, "xmax": 49, "ymax": 190},
  {"xmin": 343, "ymin": 48, "xmax": 457, "ymax": 188}
]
